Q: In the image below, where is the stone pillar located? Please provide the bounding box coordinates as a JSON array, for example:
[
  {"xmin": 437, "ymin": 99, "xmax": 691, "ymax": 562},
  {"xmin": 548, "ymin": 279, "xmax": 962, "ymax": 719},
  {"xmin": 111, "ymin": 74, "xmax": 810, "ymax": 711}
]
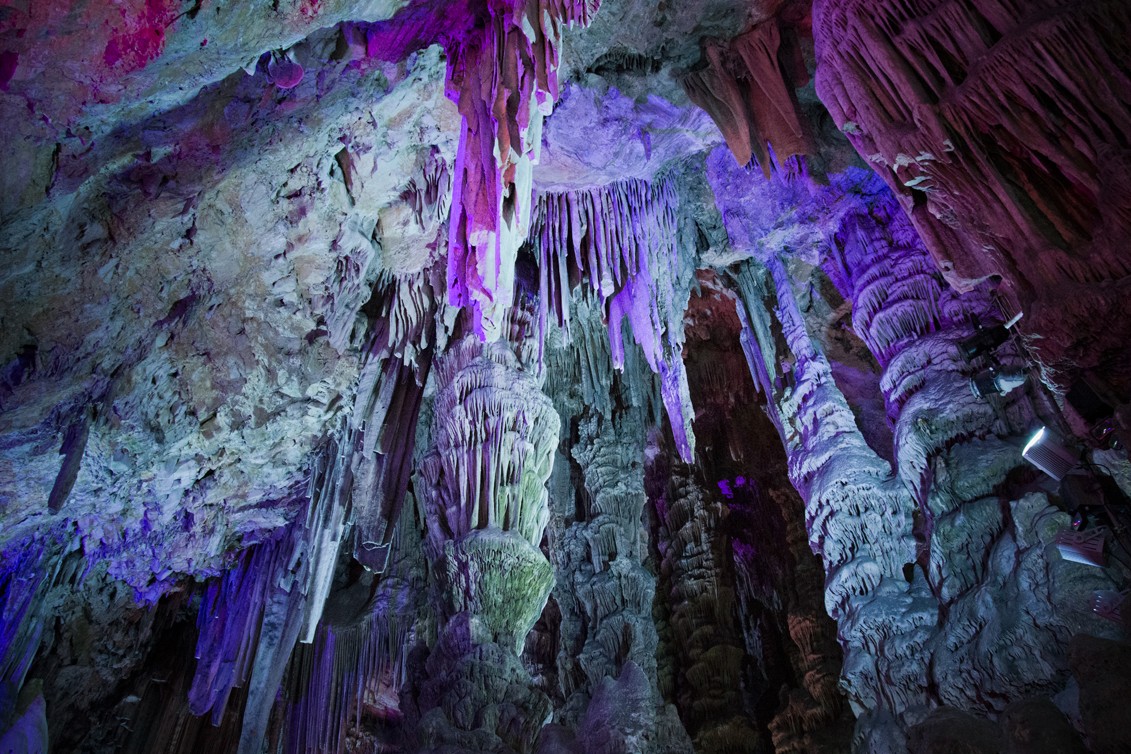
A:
[
  {"xmin": 542, "ymin": 298, "xmax": 692, "ymax": 753},
  {"xmin": 655, "ymin": 468, "xmax": 755, "ymax": 751},
  {"xmin": 416, "ymin": 336, "xmax": 559, "ymax": 753}
]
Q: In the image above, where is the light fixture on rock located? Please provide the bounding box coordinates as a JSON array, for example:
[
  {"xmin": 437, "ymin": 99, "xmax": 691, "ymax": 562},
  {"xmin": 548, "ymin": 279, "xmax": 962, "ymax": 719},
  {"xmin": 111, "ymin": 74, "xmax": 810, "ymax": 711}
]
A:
[
  {"xmin": 1055, "ymin": 463, "xmax": 1131, "ymax": 573},
  {"xmin": 969, "ymin": 366, "xmax": 1028, "ymax": 399},
  {"xmin": 1055, "ymin": 526, "xmax": 1108, "ymax": 567},
  {"xmin": 1022, "ymin": 426, "xmax": 1081, "ymax": 480},
  {"xmin": 1092, "ymin": 589, "xmax": 1129, "ymax": 625},
  {"xmin": 958, "ymin": 311, "xmax": 1023, "ymax": 362}
]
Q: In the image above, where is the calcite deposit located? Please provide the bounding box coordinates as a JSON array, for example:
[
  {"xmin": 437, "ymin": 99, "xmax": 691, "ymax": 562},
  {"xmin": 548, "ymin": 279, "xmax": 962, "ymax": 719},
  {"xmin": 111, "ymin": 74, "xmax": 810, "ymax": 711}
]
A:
[{"xmin": 2, "ymin": 0, "xmax": 1130, "ymax": 752}]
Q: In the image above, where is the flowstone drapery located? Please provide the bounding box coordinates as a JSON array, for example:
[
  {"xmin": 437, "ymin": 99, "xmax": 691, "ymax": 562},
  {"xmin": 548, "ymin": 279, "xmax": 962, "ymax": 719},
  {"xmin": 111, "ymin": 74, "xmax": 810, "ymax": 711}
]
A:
[{"xmin": 812, "ymin": 0, "xmax": 1131, "ymax": 387}]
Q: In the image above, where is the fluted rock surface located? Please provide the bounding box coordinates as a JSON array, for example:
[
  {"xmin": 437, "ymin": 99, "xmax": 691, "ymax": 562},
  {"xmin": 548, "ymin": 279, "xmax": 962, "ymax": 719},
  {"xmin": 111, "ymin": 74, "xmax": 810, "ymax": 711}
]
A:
[
  {"xmin": 542, "ymin": 297, "xmax": 692, "ymax": 753},
  {"xmin": 720, "ymin": 169, "xmax": 1122, "ymax": 748},
  {"xmin": 813, "ymin": 0, "xmax": 1131, "ymax": 388}
]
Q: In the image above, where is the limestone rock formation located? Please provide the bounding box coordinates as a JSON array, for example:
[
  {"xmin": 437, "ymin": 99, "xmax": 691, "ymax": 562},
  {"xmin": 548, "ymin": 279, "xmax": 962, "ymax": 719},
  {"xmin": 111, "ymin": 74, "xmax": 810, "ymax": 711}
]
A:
[
  {"xmin": 415, "ymin": 335, "xmax": 559, "ymax": 752},
  {"xmin": 813, "ymin": 0, "xmax": 1131, "ymax": 390},
  {"xmin": 1, "ymin": 0, "xmax": 1130, "ymax": 752}
]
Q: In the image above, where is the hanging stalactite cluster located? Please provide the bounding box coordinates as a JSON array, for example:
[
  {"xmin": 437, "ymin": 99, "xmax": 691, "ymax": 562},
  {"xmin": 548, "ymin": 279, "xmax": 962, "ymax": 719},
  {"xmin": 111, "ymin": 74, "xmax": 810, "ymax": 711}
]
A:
[
  {"xmin": 530, "ymin": 176, "xmax": 697, "ymax": 461},
  {"xmin": 445, "ymin": 0, "xmax": 601, "ymax": 341}
]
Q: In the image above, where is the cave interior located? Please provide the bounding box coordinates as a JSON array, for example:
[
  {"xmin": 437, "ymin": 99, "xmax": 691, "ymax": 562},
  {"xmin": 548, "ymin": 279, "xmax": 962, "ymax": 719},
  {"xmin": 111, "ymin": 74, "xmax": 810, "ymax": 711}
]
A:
[{"xmin": 1, "ymin": 0, "xmax": 1131, "ymax": 752}]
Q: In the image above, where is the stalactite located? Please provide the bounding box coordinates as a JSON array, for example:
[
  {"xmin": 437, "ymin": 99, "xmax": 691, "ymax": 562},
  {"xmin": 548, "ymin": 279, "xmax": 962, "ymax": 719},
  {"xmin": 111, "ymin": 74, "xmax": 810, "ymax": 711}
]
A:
[
  {"xmin": 349, "ymin": 267, "xmax": 438, "ymax": 572},
  {"xmin": 445, "ymin": 0, "xmax": 601, "ymax": 341},
  {"xmin": 418, "ymin": 336, "xmax": 559, "ymax": 554},
  {"xmin": 0, "ymin": 542, "xmax": 49, "ymax": 729},
  {"xmin": 280, "ymin": 504, "xmax": 422, "ymax": 754},
  {"xmin": 182, "ymin": 428, "xmax": 356, "ymax": 754},
  {"xmin": 232, "ymin": 444, "xmax": 354, "ymax": 754},
  {"xmin": 682, "ymin": 19, "xmax": 813, "ymax": 178},
  {"xmin": 531, "ymin": 175, "xmax": 696, "ymax": 461},
  {"xmin": 188, "ymin": 532, "xmax": 294, "ymax": 724}
]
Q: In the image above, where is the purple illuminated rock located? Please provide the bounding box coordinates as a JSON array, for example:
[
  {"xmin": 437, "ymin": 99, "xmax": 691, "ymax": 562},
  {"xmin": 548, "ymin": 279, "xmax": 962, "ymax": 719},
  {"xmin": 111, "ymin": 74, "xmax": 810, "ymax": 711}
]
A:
[{"xmin": 532, "ymin": 176, "xmax": 696, "ymax": 461}]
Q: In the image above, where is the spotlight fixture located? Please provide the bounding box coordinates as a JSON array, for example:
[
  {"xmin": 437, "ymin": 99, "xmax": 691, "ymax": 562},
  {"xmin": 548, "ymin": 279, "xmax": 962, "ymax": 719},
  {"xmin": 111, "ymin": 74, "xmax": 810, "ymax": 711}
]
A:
[
  {"xmin": 1055, "ymin": 526, "xmax": 1108, "ymax": 567},
  {"xmin": 1092, "ymin": 589, "xmax": 1128, "ymax": 625},
  {"xmin": 969, "ymin": 366, "xmax": 1028, "ymax": 399},
  {"xmin": 958, "ymin": 311, "xmax": 1023, "ymax": 362},
  {"xmin": 1022, "ymin": 426, "xmax": 1081, "ymax": 480}
]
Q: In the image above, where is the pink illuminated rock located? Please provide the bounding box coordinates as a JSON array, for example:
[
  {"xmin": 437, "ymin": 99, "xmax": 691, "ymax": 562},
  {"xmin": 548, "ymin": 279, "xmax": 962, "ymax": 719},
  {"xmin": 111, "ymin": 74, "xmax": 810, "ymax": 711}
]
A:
[
  {"xmin": 445, "ymin": 0, "xmax": 600, "ymax": 341},
  {"xmin": 267, "ymin": 50, "xmax": 304, "ymax": 90},
  {"xmin": 813, "ymin": 0, "xmax": 1131, "ymax": 386},
  {"xmin": 682, "ymin": 19, "xmax": 812, "ymax": 177}
]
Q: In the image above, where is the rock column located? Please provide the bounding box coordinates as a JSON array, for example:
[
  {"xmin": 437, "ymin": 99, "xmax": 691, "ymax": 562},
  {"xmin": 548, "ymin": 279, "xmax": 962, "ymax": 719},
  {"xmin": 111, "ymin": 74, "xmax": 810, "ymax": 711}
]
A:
[
  {"xmin": 416, "ymin": 335, "xmax": 560, "ymax": 753},
  {"xmin": 543, "ymin": 297, "xmax": 692, "ymax": 753}
]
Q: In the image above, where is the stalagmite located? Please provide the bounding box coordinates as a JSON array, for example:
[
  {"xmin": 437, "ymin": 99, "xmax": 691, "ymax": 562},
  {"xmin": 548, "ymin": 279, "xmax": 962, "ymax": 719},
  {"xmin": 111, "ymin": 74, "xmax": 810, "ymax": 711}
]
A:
[
  {"xmin": 654, "ymin": 469, "xmax": 757, "ymax": 750},
  {"xmin": 415, "ymin": 334, "xmax": 560, "ymax": 752},
  {"xmin": 541, "ymin": 296, "xmax": 692, "ymax": 752}
]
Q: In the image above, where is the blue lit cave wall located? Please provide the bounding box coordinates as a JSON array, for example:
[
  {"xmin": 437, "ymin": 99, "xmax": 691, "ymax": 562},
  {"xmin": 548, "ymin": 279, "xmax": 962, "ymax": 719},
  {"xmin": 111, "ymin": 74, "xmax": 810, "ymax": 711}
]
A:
[{"xmin": 2, "ymin": 0, "xmax": 1131, "ymax": 753}]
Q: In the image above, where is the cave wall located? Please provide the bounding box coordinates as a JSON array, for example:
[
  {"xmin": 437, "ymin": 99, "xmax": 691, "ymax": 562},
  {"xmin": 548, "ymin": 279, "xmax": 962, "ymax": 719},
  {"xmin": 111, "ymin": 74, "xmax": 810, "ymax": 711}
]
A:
[{"xmin": 812, "ymin": 0, "xmax": 1131, "ymax": 392}]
